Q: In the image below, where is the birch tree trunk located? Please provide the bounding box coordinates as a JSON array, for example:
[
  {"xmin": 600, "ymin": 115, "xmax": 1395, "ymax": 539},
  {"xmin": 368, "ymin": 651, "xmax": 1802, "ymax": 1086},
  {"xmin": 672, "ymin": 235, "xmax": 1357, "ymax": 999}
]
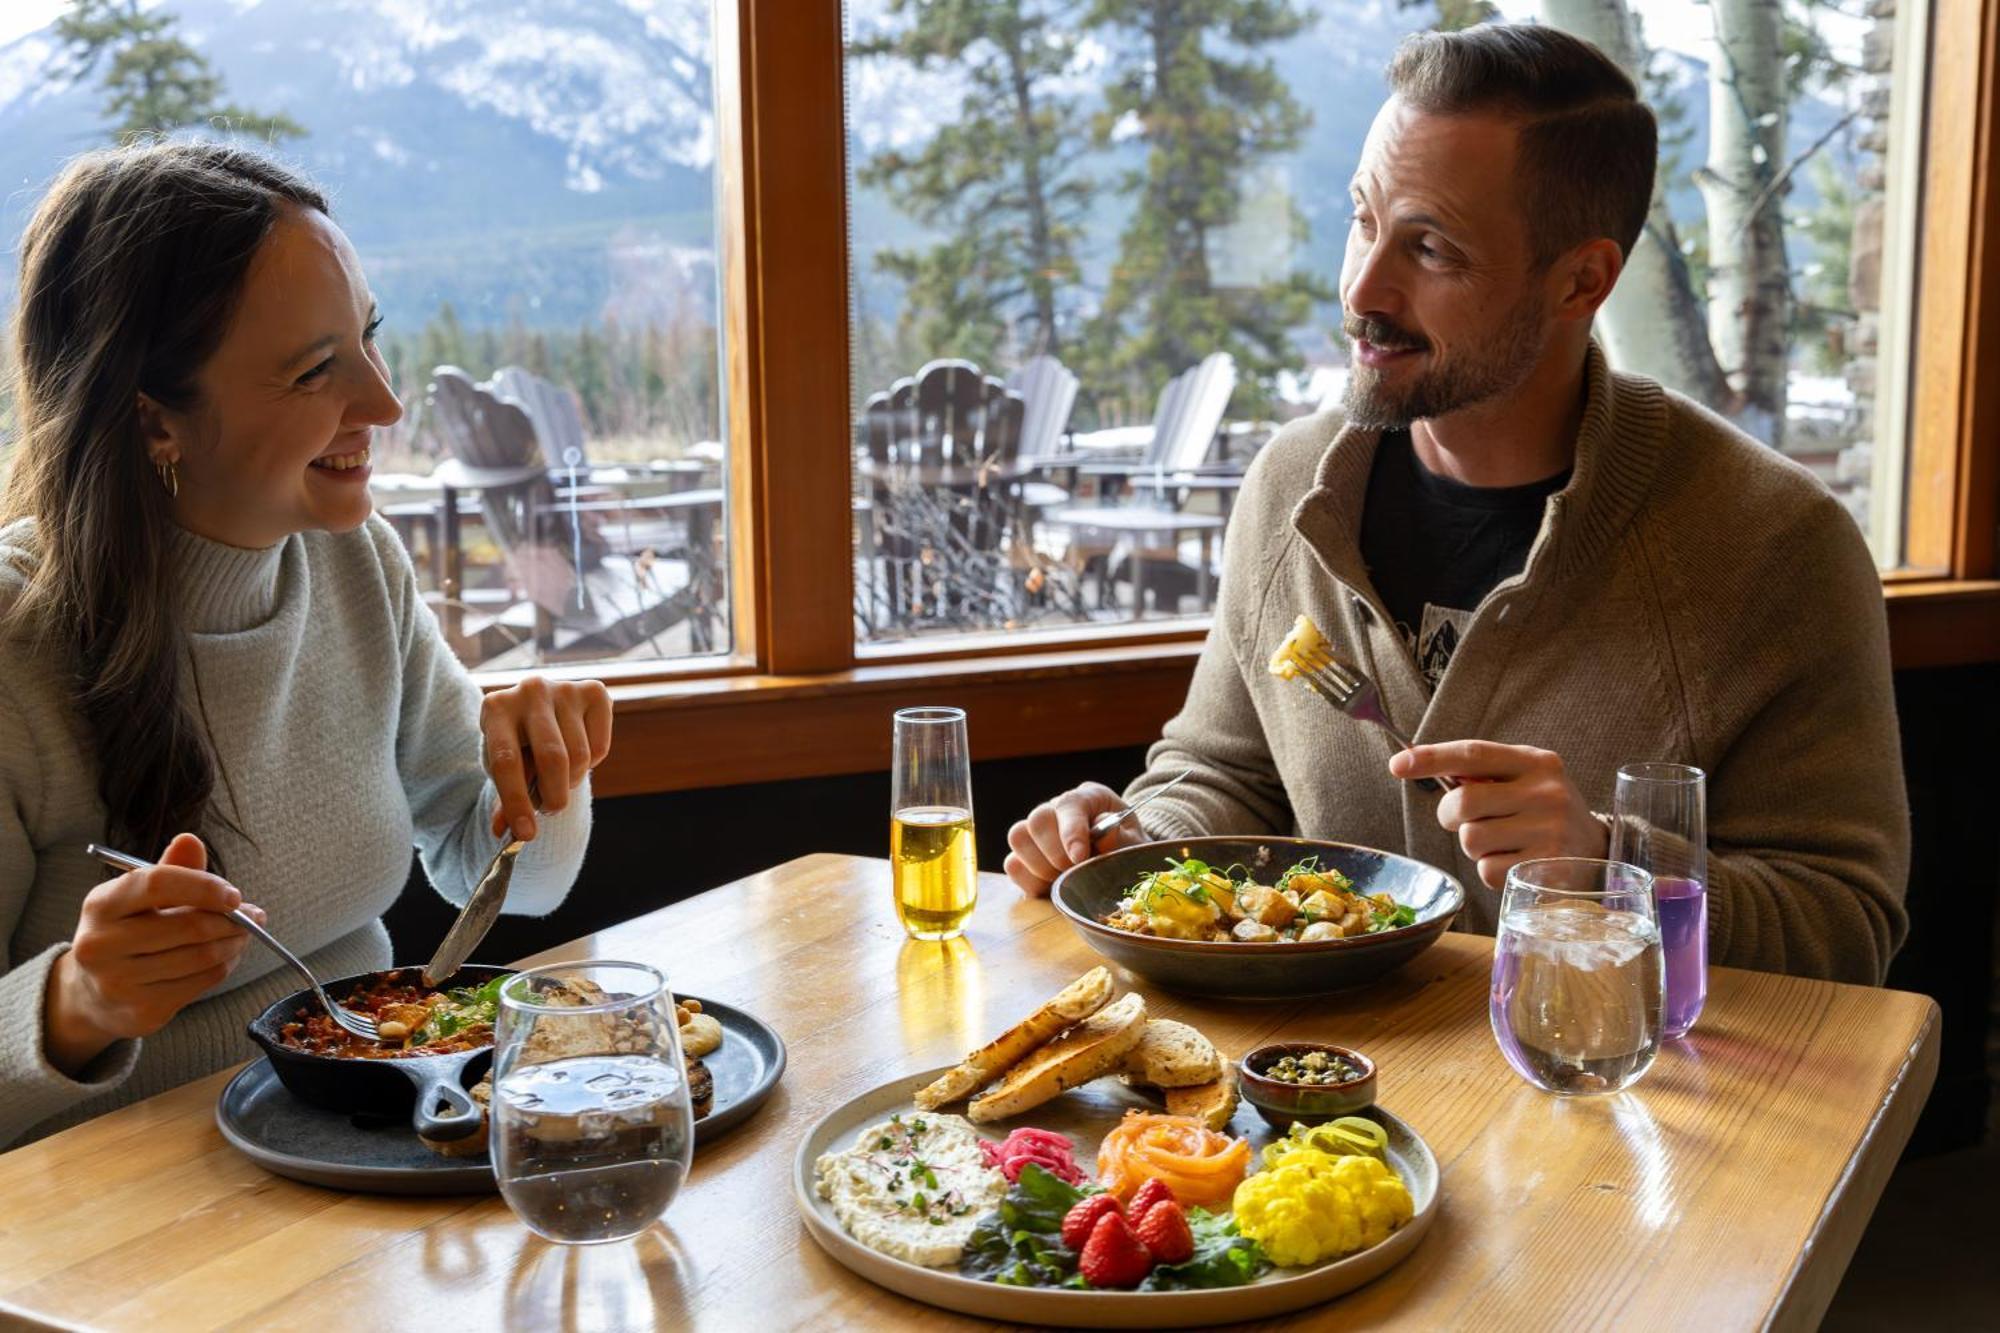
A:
[
  {"xmin": 1539, "ymin": 0, "xmax": 1734, "ymax": 412},
  {"xmin": 1696, "ymin": 0, "xmax": 1790, "ymax": 445}
]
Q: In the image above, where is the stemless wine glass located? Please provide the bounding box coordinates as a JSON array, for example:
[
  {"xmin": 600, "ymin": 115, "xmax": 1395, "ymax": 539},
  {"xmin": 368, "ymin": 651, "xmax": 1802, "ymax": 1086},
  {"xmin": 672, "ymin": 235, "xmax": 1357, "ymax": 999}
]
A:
[
  {"xmin": 1490, "ymin": 858, "xmax": 1663, "ymax": 1095},
  {"xmin": 492, "ymin": 961, "xmax": 694, "ymax": 1244},
  {"xmin": 1611, "ymin": 763, "xmax": 1709, "ymax": 1039},
  {"xmin": 890, "ymin": 706, "xmax": 977, "ymax": 941}
]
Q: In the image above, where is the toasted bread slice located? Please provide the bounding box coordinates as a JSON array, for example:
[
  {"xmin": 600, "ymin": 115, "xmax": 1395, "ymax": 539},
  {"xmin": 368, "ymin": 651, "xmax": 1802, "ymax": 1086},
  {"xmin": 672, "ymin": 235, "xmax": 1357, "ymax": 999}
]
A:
[
  {"xmin": 1121, "ymin": 1019, "xmax": 1223, "ymax": 1089},
  {"xmin": 967, "ymin": 991, "xmax": 1148, "ymax": 1123},
  {"xmin": 1164, "ymin": 1064, "xmax": 1239, "ymax": 1131},
  {"xmin": 914, "ymin": 966, "xmax": 1115, "ymax": 1110}
]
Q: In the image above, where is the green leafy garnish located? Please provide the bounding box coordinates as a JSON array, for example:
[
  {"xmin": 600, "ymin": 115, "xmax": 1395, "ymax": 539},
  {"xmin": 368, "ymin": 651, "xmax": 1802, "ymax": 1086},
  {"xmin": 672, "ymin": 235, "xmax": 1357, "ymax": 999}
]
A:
[
  {"xmin": 1138, "ymin": 1208, "xmax": 1272, "ymax": 1291},
  {"xmin": 959, "ymin": 1164, "xmax": 1095, "ymax": 1288},
  {"xmin": 1367, "ymin": 901, "xmax": 1418, "ymax": 933},
  {"xmin": 410, "ymin": 971, "xmax": 511, "ymax": 1045}
]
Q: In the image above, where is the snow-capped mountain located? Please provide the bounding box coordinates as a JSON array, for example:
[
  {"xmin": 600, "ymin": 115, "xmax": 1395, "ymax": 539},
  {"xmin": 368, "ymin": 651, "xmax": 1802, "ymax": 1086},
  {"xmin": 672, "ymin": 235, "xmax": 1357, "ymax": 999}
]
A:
[
  {"xmin": 0, "ymin": 0, "xmax": 724, "ymax": 329},
  {"xmin": 0, "ymin": 0, "xmax": 1851, "ymax": 336}
]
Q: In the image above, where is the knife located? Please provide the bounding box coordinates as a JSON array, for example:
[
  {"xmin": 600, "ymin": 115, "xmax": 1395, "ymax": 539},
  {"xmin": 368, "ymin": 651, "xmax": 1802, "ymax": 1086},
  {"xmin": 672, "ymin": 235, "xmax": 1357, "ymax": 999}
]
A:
[
  {"xmin": 422, "ymin": 840, "xmax": 522, "ymax": 988},
  {"xmin": 423, "ymin": 772, "xmax": 540, "ymax": 987},
  {"xmin": 1088, "ymin": 767, "xmax": 1197, "ymax": 841}
]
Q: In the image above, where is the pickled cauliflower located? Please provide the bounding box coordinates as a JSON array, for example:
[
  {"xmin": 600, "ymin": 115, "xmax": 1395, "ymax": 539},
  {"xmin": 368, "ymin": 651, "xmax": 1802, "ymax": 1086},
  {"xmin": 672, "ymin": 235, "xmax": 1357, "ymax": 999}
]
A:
[{"xmin": 1229, "ymin": 1148, "xmax": 1413, "ymax": 1267}]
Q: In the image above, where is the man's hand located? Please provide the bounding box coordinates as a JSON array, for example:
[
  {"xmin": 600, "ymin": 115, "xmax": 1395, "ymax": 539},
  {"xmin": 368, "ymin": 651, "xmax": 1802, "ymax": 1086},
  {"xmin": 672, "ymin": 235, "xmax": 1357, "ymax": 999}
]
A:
[
  {"xmin": 1004, "ymin": 782, "xmax": 1149, "ymax": 898},
  {"xmin": 1390, "ymin": 741, "xmax": 1608, "ymax": 890}
]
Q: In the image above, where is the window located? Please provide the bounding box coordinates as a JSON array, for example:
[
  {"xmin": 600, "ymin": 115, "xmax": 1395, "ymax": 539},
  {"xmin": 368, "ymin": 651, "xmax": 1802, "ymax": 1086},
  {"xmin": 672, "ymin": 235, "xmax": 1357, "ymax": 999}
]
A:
[
  {"xmin": 2, "ymin": 0, "xmax": 1992, "ymax": 751},
  {"xmin": 0, "ymin": 0, "xmax": 731, "ymax": 671},
  {"xmin": 842, "ymin": 0, "xmax": 1929, "ymax": 654}
]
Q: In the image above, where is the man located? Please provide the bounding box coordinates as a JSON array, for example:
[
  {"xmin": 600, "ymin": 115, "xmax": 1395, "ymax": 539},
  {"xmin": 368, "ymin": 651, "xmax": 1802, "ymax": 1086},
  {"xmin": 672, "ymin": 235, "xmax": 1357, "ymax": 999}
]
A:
[{"xmin": 1005, "ymin": 24, "xmax": 1908, "ymax": 985}]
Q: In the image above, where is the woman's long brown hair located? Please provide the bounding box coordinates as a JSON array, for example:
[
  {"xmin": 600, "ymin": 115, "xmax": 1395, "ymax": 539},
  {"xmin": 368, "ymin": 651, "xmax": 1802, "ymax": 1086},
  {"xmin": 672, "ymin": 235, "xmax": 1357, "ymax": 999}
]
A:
[{"xmin": 2, "ymin": 141, "xmax": 328, "ymax": 859}]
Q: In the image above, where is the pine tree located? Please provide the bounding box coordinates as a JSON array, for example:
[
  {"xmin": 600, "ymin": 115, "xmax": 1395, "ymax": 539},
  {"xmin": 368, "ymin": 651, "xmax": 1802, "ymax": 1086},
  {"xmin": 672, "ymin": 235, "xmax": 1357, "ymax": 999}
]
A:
[
  {"xmin": 56, "ymin": 0, "xmax": 305, "ymax": 144},
  {"xmin": 853, "ymin": 0, "xmax": 1097, "ymax": 370},
  {"xmin": 419, "ymin": 302, "xmax": 468, "ymax": 380},
  {"xmin": 1079, "ymin": 0, "xmax": 1333, "ymax": 418}
]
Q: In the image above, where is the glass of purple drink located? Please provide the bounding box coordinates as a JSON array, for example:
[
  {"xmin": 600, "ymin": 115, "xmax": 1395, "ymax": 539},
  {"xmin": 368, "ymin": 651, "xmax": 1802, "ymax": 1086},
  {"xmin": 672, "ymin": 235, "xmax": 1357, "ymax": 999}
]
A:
[
  {"xmin": 1490, "ymin": 858, "xmax": 1662, "ymax": 1095},
  {"xmin": 1610, "ymin": 763, "xmax": 1708, "ymax": 1040}
]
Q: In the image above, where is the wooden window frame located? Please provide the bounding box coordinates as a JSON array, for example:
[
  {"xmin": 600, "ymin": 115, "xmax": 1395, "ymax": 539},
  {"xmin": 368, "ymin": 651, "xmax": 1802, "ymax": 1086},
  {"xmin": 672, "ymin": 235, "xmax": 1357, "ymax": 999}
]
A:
[{"xmin": 489, "ymin": 0, "xmax": 2000, "ymax": 798}]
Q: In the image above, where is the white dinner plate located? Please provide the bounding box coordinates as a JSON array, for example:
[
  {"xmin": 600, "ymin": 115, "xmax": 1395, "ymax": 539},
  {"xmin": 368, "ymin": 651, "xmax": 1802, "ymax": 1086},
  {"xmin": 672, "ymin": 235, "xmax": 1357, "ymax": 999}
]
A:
[{"xmin": 792, "ymin": 1067, "xmax": 1439, "ymax": 1329}]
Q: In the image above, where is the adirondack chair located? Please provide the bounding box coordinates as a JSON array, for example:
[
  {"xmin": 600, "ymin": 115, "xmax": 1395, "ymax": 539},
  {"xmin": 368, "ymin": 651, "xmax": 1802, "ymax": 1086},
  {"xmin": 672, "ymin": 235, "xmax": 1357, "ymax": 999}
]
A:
[
  {"xmin": 913, "ymin": 359, "xmax": 988, "ymax": 467},
  {"xmin": 1005, "ymin": 354, "xmax": 1080, "ymax": 465},
  {"xmin": 492, "ymin": 364, "xmax": 715, "ymax": 493},
  {"xmin": 1002, "ymin": 355, "xmax": 1078, "ymax": 512},
  {"xmin": 1036, "ymin": 352, "xmax": 1239, "ymax": 619},
  {"xmin": 1080, "ymin": 351, "xmax": 1239, "ymax": 489},
  {"xmin": 425, "ymin": 368, "xmax": 723, "ymax": 663},
  {"xmin": 489, "ymin": 363, "xmax": 727, "ymax": 648},
  {"xmin": 854, "ymin": 360, "xmax": 1035, "ymax": 634}
]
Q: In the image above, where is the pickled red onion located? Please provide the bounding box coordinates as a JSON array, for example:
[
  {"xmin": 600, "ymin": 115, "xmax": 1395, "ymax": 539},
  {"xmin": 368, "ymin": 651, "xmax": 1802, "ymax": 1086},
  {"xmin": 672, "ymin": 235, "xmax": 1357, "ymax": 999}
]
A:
[{"xmin": 978, "ymin": 1127, "xmax": 1084, "ymax": 1185}]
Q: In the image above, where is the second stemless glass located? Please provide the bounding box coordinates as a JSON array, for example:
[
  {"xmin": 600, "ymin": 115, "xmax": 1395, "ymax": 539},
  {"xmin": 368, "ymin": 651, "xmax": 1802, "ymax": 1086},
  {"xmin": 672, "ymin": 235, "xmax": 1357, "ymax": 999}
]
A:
[
  {"xmin": 1490, "ymin": 859, "xmax": 1663, "ymax": 1096},
  {"xmin": 1611, "ymin": 763, "xmax": 1709, "ymax": 1039},
  {"xmin": 492, "ymin": 961, "xmax": 694, "ymax": 1244},
  {"xmin": 890, "ymin": 706, "xmax": 977, "ymax": 940}
]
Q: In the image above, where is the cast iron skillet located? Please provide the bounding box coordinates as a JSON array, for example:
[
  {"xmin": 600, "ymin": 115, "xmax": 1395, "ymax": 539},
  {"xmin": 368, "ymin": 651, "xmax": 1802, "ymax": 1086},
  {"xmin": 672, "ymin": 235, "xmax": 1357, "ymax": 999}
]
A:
[{"xmin": 245, "ymin": 964, "xmax": 511, "ymax": 1143}]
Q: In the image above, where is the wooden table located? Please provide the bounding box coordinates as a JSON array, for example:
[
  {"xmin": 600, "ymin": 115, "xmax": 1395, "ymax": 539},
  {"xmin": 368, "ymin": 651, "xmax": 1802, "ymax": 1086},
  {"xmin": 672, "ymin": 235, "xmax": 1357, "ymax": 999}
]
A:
[{"xmin": 0, "ymin": 854, "xmax": 1939, "ymax": 1331}]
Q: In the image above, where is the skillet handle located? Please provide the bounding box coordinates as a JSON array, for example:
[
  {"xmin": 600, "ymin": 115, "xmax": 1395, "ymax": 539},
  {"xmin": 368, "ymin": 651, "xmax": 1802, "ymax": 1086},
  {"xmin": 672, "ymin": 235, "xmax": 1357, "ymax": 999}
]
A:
[{"xmin": 402, "ymin": 1061, "xmax": 484, "ymax": 1143}]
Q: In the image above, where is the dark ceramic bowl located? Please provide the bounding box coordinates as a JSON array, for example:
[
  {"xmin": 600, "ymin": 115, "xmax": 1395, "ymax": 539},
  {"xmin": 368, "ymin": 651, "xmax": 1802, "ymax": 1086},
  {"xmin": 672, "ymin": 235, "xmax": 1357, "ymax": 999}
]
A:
[
  {"xmin": 1050, "ymin": 836, "xmax": 1463, "ymax": 1000},
  {"xmin": 245, "ymin": 964, "xmax": 510, "ymax": 1143},
  {"xmin": 1239, "ymin": 1042, "xmax": 1378, "ymax": 1129}
]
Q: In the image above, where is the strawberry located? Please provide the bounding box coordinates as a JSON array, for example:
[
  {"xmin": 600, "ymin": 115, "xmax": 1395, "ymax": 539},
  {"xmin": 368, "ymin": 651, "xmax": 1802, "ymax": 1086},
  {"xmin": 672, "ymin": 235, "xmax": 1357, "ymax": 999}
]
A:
[
  {"xmin": 1133, "ymin": 1199, "xmax": 1195, "ymax": 1266},
  {"xmin": 1128, "ymin": 1178, "xmax": 1176, "ymax": 1223},
  {"xmin": 1078, "ymin": 1211, "xmax": 1155, "ymax": 1290},
  {"xmin": 1060, "ymin": 1193, "xmax": 1124, "ymax": 1253}
]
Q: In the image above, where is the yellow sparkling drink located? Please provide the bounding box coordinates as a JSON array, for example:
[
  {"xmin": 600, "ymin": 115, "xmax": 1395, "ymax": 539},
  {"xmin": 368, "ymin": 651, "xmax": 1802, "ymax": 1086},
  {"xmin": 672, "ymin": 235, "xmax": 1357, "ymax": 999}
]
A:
[{"xmin": 892, "ymin": 805, "xmax": 978, "ymax": 940}]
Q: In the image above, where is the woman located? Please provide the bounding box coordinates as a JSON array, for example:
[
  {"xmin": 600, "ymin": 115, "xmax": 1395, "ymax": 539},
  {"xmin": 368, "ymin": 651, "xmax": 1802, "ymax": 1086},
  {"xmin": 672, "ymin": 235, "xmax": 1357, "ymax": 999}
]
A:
[{"xmin": 0, "ymin": 141, "xmax": 611, "ymax": 1148}]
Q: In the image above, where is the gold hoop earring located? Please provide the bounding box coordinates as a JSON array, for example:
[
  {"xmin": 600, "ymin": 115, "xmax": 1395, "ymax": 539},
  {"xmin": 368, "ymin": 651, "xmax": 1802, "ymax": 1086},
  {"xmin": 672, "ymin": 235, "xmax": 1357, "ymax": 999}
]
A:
[{"xmin": 155, "ymin": 459, "xmax": 179, "ymax": 499}]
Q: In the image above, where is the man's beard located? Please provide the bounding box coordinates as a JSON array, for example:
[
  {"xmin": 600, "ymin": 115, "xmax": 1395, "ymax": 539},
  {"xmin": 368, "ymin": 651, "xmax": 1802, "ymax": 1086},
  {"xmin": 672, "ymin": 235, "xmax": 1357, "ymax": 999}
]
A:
[{"xmin": 1340, "ymin": 292, "xmax": 1550, "ymax": 430}]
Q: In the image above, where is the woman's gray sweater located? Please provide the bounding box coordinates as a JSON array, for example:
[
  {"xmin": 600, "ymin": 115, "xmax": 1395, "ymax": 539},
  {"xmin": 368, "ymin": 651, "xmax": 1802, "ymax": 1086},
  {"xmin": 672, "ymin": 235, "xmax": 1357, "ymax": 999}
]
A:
[{"xmin": 0, "ymin": 515, "xmax": 591, "ymax": 1148}]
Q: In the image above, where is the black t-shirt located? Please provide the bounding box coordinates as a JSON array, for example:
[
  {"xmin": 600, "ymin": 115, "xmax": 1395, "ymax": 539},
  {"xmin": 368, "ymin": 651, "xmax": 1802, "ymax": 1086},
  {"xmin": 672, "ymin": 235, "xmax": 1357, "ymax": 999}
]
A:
[{"xmin": 1357, "ymin": 430, "xmax": 1570, "ymax": 690}]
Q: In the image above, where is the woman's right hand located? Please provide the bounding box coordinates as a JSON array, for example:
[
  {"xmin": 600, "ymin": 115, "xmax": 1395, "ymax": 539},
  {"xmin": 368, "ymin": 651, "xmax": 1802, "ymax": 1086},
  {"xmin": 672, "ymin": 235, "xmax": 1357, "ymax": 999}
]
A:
[
  {"xmin": 1004, "ymin": 782, "xmax": 1147, "ymax": 898},
  {"xmin": 44, "ymin": 833, "xmax": 264, "ymax": 1076}
]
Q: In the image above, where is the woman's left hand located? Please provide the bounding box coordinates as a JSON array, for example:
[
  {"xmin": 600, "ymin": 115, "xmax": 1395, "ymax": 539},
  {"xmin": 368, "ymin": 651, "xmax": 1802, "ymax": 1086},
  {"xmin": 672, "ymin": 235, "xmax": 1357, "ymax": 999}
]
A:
[{"xmin": 482, "ymin": 676, "xmax": 613, "ymax": 841}]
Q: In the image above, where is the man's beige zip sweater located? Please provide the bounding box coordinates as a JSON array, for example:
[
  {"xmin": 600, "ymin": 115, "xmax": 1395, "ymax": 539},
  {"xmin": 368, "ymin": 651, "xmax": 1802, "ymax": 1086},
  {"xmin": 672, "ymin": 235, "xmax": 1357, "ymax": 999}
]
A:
[{"xmin": 1129, "ymin": 345, "xmax": 1909, "ymax": 985}]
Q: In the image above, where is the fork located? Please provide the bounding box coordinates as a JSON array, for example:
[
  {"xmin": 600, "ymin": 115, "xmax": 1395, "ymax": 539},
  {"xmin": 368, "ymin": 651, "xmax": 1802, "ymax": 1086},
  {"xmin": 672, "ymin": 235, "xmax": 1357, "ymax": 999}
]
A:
[
  {"xmin": 84, "ymin": 844, "xmax": 383, "ymax": 1043},
  {"xmin": 1285, "ymin": 655, "xmax": 1457, "ymax": 794}
]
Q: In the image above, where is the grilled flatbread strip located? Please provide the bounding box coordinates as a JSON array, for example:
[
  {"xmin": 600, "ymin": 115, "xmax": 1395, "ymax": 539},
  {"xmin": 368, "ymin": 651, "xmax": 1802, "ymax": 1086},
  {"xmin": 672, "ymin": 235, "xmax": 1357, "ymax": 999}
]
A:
[
  {"xmin": 967, "ymin": 991, "xmax": 1149, "ymax": 1123},
  {"xmin": 913, "ymin": 966, "xmax": 1114, "ymax": 1110}
]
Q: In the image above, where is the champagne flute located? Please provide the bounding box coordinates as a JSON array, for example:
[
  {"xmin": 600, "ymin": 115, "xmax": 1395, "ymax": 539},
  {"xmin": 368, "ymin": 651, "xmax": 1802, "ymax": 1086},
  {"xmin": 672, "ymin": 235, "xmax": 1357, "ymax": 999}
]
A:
[
  {"xmin": 492, "ymin": 961, "xmax": 693, "ymax": 1244},
  {"xmin": 891, "ymin": 706, "xmax": 977, "ymax": 940},
  {"xmin": 1611, "ymin": 762, "xmax": 1709, "ymax": 1039}
]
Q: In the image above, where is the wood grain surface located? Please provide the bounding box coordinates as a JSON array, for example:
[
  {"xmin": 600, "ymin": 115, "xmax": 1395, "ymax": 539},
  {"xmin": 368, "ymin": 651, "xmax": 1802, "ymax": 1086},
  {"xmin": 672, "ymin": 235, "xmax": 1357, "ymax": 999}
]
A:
[{"xmin": 0, "ymin": 854, "xmax": 1938, "ymax": 1332}]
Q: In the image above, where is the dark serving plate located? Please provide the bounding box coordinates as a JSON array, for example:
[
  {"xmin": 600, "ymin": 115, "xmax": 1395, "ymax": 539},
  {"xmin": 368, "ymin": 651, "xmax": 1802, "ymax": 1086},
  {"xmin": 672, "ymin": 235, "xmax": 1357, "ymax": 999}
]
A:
[
  {"xmin": 218, "ymin": 992, "xmax": 786, "ymax": 1195},
  {"xmin": 1051, "ymin": 836, "xmax": 1464, "ymax": 999},
  {"xmin": 245, "ymin": 964, "xmax": 511, "ymax": 1143}
]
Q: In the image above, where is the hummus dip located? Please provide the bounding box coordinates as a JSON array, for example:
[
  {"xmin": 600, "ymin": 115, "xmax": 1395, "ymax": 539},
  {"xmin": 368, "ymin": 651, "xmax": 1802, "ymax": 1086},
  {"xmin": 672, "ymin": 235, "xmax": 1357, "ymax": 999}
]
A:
[{"xmin": 814, "ymin": 1112, "xmax": 1008, "ymax": 1267}]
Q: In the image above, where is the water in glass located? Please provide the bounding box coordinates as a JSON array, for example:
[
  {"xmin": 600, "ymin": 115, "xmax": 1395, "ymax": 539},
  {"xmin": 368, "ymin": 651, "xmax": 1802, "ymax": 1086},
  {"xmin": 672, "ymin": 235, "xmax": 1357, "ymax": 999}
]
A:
[
  {"xmin": 1491, "ymin": 860, "xmax": 1662, "ymax": 1095},
  {"xmin": 493, "ymin": 962, "xmax": 694, "ymax": 1244}
]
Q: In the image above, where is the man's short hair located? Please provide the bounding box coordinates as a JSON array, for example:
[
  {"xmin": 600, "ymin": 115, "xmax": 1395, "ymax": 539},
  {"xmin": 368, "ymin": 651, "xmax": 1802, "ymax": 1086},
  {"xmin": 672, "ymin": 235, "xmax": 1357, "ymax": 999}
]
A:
[{"xmin": 1386, "ymin": 25, "xmax": 1657, "ymax": 266}]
